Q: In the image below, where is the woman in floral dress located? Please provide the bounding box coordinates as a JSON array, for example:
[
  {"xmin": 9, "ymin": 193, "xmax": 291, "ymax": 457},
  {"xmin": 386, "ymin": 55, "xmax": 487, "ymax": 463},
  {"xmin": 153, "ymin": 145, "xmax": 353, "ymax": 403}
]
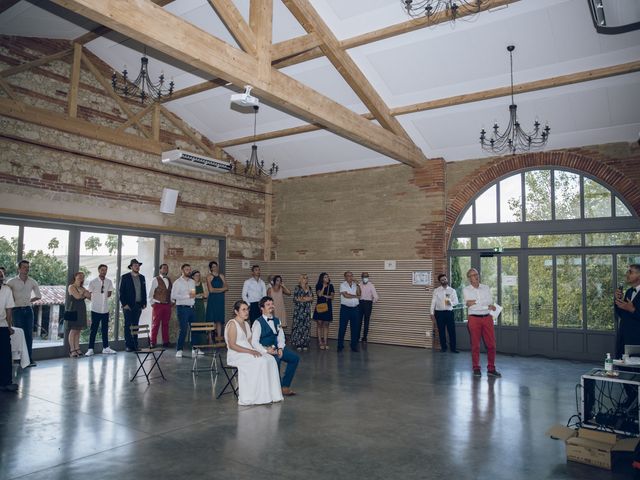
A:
[{"xmin": 290, "ymin": 274, "xmax": 314, "ymax": 351}]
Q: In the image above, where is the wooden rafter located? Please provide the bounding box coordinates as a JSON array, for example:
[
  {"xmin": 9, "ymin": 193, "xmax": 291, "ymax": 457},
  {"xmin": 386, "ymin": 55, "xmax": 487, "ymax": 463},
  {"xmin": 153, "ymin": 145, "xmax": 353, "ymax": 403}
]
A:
[
  {"xmin": 0, "ymin": 76, "xmax": 17, "ymax": 100},
  {"xmin": 249, "ymin": 0, "xmax": 273, "ymax": 82},
  {"xmin": 271, "ymin": 33, "xmax": 320, "ymax": 61},
  {"xmin": 207, "ymin": 0, "xmax": 256, "ymax": 56},
  {"xmin": 282, "ymin": 0, "xmax": 411, "ymax": 141},
  {"xmin": 67, "ymin": 43, "xmax": 82, "ymax": 117},
  {"xmin": 0, "ymin": 0, "xmax": 20, "ymax": 16},
  {"xmin": 116, "ymin": 102, "xmax": 155, "ymax": 133},
  {"xmin": 51, "ymin": 0, "xmax": 427, "ymax": 167},
  {"xmin": 0, "ymin": 48, "xmax": 73, "ymax": 78},
  {"xmin": 80, "ymin": 49, "xmax": 152, "ymax": 139},
  {"xmin": 218, "ymin": 60, "xmax": 640, "ymax": 146},
  {"xmin": 159, "ymin": 105, "xmax": 219, "ymax": 158}
]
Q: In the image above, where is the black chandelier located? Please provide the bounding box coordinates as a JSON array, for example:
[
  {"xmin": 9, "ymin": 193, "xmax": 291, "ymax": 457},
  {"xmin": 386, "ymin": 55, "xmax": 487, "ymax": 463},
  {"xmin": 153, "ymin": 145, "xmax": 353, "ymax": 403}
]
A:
[
  {"xmin": 243, "ymin": 105, "xmax": 278, "ymax": 179},
  {"xmin": 402, "ymin": 0, "xmax": 484, "ymax": 20},
  {"xmin": 111, "ymin": 49, "xmax": 174, "ymax": 104},
  {"xmin": 480, "ymin": 45, "xmax": 550, "ymax": 155}
]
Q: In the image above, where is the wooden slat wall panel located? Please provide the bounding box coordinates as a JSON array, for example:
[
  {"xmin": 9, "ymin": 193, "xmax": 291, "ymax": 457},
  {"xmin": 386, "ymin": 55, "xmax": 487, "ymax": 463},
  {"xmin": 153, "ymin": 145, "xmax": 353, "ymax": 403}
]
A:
[{"xmin": 224, "ymin": 259, "xmax": 433, "ymax": 348}]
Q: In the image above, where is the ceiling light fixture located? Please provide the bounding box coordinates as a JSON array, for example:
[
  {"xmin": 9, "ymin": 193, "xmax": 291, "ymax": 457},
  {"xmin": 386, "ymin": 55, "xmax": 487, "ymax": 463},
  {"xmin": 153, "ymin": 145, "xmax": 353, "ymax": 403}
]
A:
[
  {"xmin": 401, "ymin": 0, "xmax": 484, "ymax": 20},
  {"xmin": 111, "ymin": 48, "xmax": 174, "ymax": 104},
  {"xmin": 243, "ymin": 105, "xmax": 278, "ymax": 179},
  {"xmin": 480, "ymin": 45, "xmax": 550, "ymax": 155}
]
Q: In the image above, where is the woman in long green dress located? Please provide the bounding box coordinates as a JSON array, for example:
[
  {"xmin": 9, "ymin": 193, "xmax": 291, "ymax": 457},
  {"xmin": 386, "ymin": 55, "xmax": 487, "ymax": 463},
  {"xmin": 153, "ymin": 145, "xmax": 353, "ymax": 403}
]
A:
[{"xmin": 206, "ymin": 260, "xmax": 228, "ymax": 339}]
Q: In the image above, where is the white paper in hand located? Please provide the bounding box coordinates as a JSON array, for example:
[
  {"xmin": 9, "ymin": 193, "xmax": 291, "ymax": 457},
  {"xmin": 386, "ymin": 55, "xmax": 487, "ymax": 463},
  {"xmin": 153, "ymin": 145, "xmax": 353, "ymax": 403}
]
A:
[{"xmin": 490, "ymin": 304, "xmax": 502, "ymax": 319}]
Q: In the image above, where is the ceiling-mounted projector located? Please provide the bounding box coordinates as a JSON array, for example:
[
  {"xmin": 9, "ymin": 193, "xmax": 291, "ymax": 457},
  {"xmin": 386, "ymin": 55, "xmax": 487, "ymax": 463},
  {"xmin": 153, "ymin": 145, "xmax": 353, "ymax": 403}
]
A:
[{"xmin": 230, "ymin": 85, "xmax": 259, "ymax": 108}]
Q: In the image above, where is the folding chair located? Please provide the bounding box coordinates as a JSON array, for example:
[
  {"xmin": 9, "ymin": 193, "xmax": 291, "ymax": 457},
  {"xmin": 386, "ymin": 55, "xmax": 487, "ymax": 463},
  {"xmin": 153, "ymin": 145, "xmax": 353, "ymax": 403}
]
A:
[
  {"xmin": 215, "ymin": 347, "xmax": 238, "ymax": 399},
  {"xmin": 190, "ymin": 322, "xmax": 226, "ymax": 375},
  {"xmin": 129, "ymin": 324, "xmax": 166, "ymax": 384}
]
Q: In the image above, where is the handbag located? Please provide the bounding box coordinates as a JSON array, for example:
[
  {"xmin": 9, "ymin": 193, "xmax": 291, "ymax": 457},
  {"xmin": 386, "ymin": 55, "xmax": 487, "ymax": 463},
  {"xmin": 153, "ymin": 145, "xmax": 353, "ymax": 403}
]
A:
[
  {"xmin": 63, "ymin": 310, "xmax": 78, "ymax": 322},
  {"xmin": 315, "ymin": 286, "xmax": 329, "ymax": 313}
]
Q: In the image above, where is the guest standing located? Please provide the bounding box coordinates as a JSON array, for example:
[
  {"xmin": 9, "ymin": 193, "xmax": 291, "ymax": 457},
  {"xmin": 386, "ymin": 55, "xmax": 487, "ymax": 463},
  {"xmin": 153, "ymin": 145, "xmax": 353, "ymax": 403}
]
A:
[
  {"xmin": 0, "ymin": 268, "xmax": 17, "ymax": 392},
  {"xmin": 86, "ymin": 264, "xmax": 117, "ymax": 356},
  {"xmin": 430, "ymin": 273, "xmax": 459, "ymax": 353},
  {"xmin": 149, "ymin": 263, "xmax": 172, "ymax": 348},
  {"xmin": 224, "ymin": 300, "xmax": 283, "ymax": 406},
  {"xmin": 8, "ymin": 260, "xmax": 41, "ymax": 366},
  {"xmin": 242, "ymin": 265, "xmax": 267, "ymax": 325},
  {"xmin": 291, "ymin": 274, "xmax": 313, "ymax": 351},
  {"xmin": 313, "ymin": 272, "xmax": 334, "ymax": 350},
  {"xmin": 171, "ymin": 264, "xmax": 196, "ymax": 358},
  {"xmin": 463, "ymin": 268, "xmax": 500, "ymax": 377},
  {"xmin": 267, "ymin": 275, "xmax": 291, "ymax": 328},
  {"xmin": 615, "ymin": 264, "xmax": 640, "ymax": 358},
  {"xmin": 192, "ymin": 271, "xmax": 207, "ymax": 323},
  {"xmin": 66, "ymin": 272, "xmax": 90, "ymax": 358},
  {"xmin": 119, "ymin": 259, "xmax": 147, "ymax": 352},
  {"xmin": 338, "ymin": 271, "xmax": 361, "ymax": 353},
  {"xmin": 206, "ymin": 260, "xmax": 227, "ymax": 339},
  {"xmin": 358, "ymin": 272, "xmax": 379, "ymax": 343}
]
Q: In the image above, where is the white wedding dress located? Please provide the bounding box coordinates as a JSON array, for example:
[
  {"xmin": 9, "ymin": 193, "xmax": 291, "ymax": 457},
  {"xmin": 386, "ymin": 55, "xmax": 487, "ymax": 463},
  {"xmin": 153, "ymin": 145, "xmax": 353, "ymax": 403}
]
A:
[{"xmin": 224, "ymin": 319, "xmax": 284, "ymax": 406}]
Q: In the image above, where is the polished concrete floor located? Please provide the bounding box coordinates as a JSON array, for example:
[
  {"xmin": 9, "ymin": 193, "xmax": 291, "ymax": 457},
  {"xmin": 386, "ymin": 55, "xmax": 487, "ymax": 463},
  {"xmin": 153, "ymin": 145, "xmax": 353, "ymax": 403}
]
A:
[{"xmin": 1, "ymin": 343, "xmax": 636, "ymax": 480}]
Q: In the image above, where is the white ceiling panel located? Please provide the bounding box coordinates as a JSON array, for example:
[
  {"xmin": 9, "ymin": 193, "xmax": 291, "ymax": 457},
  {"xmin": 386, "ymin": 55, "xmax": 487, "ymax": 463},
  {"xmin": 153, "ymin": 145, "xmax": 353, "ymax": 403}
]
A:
[{"xmin": 0, "ymin": 1, "xmax": 97, "ymax": 38}]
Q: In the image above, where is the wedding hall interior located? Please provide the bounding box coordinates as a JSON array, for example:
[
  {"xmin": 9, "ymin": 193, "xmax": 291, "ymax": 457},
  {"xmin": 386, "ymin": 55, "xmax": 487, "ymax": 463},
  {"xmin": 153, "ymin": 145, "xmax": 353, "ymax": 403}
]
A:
[{"xmin": 0, "ymin": 0, "xmax": 639, "ymax": 479}]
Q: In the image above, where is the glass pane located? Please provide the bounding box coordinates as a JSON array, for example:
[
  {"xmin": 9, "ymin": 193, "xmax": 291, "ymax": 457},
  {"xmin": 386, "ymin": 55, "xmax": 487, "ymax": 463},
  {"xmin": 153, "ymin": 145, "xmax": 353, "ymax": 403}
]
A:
[
  {"xmin": 556, "ymin": 255, "xmax": 583, "ymax": 329},
  {"xmin": 451, "ymin": 237, "xmax": 471, "ymax": 250},
  {"xmin": 79, "ymin": 232, "xmax": 120, "ymax": 344},
  {"xmin": 475, "ymin": 185, "xmax": 497, "ymax": 224},
  {"xmin": 459, "ymin": 207, "xmax": 473, "ymax": 225},
  {"xmin": 480, "ymin": 256, "xmax": 498, "ymax": 324},
  {"xmin": 529, "ymin": 255, "xmax": 553, "ymax": 328},
  {"xmin": 585, "ymin": 232, "xmax": 640, "ymax": 247},
  {"xmin": 500, "ymin": 174, "xmax": 522, "ymax": 222},
  {"xmin": 478, "ymin": 236, "xmax": 521, "ymax": 249},
  {"xmin": 554, "ymin": 171, "xmax": 581, "ymax": 220},
  {"xmin": 525, "ymin": 170, "xmax": 552, "ymax": 221},
  {"xmin": 118, "ymin": 235, "xmax": 156, "ymax": 341},
  {"xmin": 586, "ymin": 255, "xmax": 614, "ymax": 331},
  {"xmin": 529, "ymin": 234, "xmax": 582, "ymax": 248},
  {"xmin": 0, "ymin": 224, "xmax": 19, "ymax": 277},
  {"xmin": 22, "ymin": 227, "xmax": 69, "ymax": 349},
  {"xmin": 584, "ymin": 177, "xmax": 611, "ymax": 218},
  {"xmin": 615, "ymin": 197, "xmax": 632, "ymax": 217},
  {"xmin": 450, "ymin": 256, "xmax": 471, "ymax": 323},
  {"xmin": 500, "ymin": 256, "xmax": 519, "ymax": 327}
]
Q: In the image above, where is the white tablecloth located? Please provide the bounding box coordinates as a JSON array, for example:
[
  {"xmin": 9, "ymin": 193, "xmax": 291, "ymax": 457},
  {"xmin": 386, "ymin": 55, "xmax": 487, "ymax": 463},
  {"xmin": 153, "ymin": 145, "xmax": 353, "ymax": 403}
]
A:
[{"xmin": 10, "ymin": 326, "xmax": 31, "ymax": 368}]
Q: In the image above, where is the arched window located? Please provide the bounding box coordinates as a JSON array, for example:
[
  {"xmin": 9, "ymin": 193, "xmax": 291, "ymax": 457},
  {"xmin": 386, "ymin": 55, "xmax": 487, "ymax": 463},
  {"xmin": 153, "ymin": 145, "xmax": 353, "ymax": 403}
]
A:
[{"xmin": 449, "ymin": 168, "xmax": 640, "ymax": 361}]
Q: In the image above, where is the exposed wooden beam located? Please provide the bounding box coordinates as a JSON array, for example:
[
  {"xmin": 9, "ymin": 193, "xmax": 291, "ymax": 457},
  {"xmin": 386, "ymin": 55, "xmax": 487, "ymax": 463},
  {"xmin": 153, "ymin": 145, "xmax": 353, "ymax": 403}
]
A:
[
  {"xmin": 0, "ymin": 0, "xmax": 20, "ymax": 16},
  {"xmin": 164, "ymin": 78, "xmax": 229, "ymax": 103},
  {"xmin": 282, "ymin": 0, "xmax": 412, "ymax": 140},
  {"xmin": 67, "ymin": 43, "xmax": 82, "ymax": 117},
  {"xmin": 0, "ymin": 97, "xmax": 162, "ymax": 155},
  {"xmin": 0, "ymin": 49, "xmax": 73, "ymax": 78},
  {"xmin": 0, "ymin": 76, "xmax": 17, "ymax": 100},
  {"xmin": 159, "ymin": 105, "xmax": 218, "ymax": 158},
  {"xmin": 80, "ymin": 50, "xmax": 152, "ymax": 139},
  {"xmin": 250, "ymin": 0, "xmax": 273, "ymax": 82},
  {"xmin": 271, "ymin": 33, "xmax": 320, "ymax": 61},
  {"xmin": 152, "ymin": 103, "xmax": 160, "ymax": 141},
  {"xmin": 116, "ymin": 102, "xmax": 155, "ymax": 133},
  {"xmin": 51, "ymin": 0, "xmax": 427, "ymax": 167},
  {"xmin": 207, "ymin": 0, "xmax": 257, "ymax": 56},
  {"xmin": 218, "ymin": 61, "xmax": 640, "ymax": 146}
]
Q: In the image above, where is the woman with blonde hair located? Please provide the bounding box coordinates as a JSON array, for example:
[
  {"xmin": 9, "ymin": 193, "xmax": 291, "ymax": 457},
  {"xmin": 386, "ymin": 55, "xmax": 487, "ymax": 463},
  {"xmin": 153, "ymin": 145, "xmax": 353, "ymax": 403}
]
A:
[
  {"xmin": 291, "ymin": 274, "xmax": 314, "ymax": 351},
  {"xmin": 65, "ymin": 271, "xmax": 90, "ymax": 357},
  {"xmin": 267, "ymin": 275, "xmax": 291, "ymax": 328}
]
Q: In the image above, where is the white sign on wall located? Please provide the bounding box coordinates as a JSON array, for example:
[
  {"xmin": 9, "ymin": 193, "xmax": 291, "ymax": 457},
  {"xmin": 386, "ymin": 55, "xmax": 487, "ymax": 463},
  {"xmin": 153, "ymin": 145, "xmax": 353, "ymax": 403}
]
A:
[
  {"xmin": 502, "ymin": 275, "xmax": 518, "ymax": 287},
  {"xmin": 241, "ymin": 260, "xmax": 251, "ymax": 269},
  {"xmin": 412, "ymin": 271, "xmax": 432, "ymax": 286},
  {"xmin": 384, "ymin": 260, "xmax": 397, "ymax": 270}
]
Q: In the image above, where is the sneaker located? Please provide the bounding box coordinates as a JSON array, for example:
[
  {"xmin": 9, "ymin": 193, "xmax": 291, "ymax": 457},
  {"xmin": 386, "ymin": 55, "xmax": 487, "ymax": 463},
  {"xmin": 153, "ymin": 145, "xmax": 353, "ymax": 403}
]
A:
[
  {"xmin": 28, "ymin": 362, "xmax": 37, "ymax": 367},
  {"xmin": 85, "ymin": 349, "xmax": 95, "ymax": 357},
  {"xmin": 175, "ymin": 350, "xmax": 183, "ymax": 358},
  {"xmin": 192, "ymin": 348, "xmax": 205, "ymax": 356},
  {"xmin": 473, "ymin": 369, "xmax": 482, "ymax": 377},
  {"xmin": 488, "ymin": 369, "xmax": 502, "ymax": 378},
  {"xmin": 0, "ymin": 383, "xmax": 18, "ymax": 392},
  {"xmin": 102, "ymin": 347, "xmax": 117, "ymax": 354}
]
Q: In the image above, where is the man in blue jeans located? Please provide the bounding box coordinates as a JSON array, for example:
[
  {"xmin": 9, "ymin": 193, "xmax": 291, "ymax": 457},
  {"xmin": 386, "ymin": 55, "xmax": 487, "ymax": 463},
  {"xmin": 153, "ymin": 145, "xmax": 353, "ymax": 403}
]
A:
[
  {"xmin": 7, "ymin": 260, "xmax": 41, "ymax": 367},
  {"xmin": 338, "ymin": 271, "xmax": 361, "ymax": 352},
  {"xmin": 251, "ymin": 296, "xmax": 299, "ymax": 396},
  {"xmin": 171, "ymin": 263, "xmax": 196, "ymax": 358},
  {"xmin": 118, "ymin": 259, "xmax": 147, "ymax": 352}
]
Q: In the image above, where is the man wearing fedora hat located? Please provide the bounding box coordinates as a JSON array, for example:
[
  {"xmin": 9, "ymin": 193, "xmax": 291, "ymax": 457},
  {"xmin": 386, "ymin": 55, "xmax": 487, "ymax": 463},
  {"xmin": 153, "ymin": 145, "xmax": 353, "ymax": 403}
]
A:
[{"xmin": 119, "ymin": 259, "xmax": 147, "ymax": 352}]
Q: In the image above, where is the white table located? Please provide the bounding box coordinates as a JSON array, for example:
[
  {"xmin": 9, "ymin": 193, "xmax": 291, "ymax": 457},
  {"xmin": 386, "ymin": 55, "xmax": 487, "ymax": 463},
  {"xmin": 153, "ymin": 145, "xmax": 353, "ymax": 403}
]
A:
[{"xmin": 10, "ymin": 326, "xmax": 31, "ymax": 368}]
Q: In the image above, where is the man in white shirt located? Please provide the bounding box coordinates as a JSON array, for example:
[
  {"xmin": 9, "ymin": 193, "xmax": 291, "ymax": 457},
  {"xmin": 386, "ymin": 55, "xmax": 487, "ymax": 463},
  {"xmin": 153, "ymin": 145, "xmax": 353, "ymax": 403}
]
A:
[
  {"xmin": 430, "ymin": 273, "xmax": 459, "ymax": 353},
  {"xmin": 463, "ymin": 268, "xmax": 501, "ymax": 378},
  {"xmin": 338, "ymin": 271, "xmax": 361, "ymax": 353},
  {"xmin": 242, "ymin": 265, "xmax": 267, "ymax": 325},
  {"xmin": 86, "ymin": 264, "xmax": 116, "ymax": 356},
  {"xmin": 8, "ymin": 260, "xmax": 41, "ymax": 366},
  {"xmin": 0, "ymin": 269, "xmax": 17, "ymax": 392},
  {"xmin": 358, "ymin": 272, "xmax": 379, "ymax": 344},
  {"xmin": 149, "ymin": 263, "xmax": 173, "ymax": 348},
  {"xmin": 251, "ymin": 296, "xmax": 299, "ymax": 396},
  {"xmin": 171, "ymin": 263, "xmax": 195, "ymax": 358}
]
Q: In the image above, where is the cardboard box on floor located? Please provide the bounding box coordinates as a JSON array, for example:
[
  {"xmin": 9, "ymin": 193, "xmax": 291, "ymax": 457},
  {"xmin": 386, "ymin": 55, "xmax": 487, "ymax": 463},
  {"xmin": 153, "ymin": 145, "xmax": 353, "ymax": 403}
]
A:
[{"xmin": 547, "ymin": 424, "xmax": 640, "ymax": 470}]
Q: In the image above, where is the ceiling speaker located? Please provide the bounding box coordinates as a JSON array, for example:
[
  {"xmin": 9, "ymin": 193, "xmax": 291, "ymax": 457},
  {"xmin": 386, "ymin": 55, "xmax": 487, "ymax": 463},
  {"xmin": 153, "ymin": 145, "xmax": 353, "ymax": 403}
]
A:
[{"xmin": 160, "ymin": 188, "xmax": 179, "ymax": 214}]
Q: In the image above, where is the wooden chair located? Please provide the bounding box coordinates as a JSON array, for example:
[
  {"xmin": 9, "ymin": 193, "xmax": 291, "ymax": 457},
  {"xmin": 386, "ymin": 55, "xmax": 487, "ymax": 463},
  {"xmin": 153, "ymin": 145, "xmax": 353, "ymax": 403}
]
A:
[
  {"xmin": 190, "ymin": 322, "xmax": 226, "ymax": 375},
  {"xmin": 215, "ymin": 345, "xmax": 238, "ymax": 399},
  {"xmin": 129, "ymin": 324, "xmax": 166, "ymax": 384}
]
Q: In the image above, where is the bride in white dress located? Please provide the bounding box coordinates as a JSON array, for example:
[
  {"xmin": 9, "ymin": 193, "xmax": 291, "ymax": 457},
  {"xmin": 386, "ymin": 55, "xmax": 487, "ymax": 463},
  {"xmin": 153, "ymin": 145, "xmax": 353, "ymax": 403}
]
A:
[{"xmin": 224, "ymin": 300, "xmax": 284, "ymax": 406}]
